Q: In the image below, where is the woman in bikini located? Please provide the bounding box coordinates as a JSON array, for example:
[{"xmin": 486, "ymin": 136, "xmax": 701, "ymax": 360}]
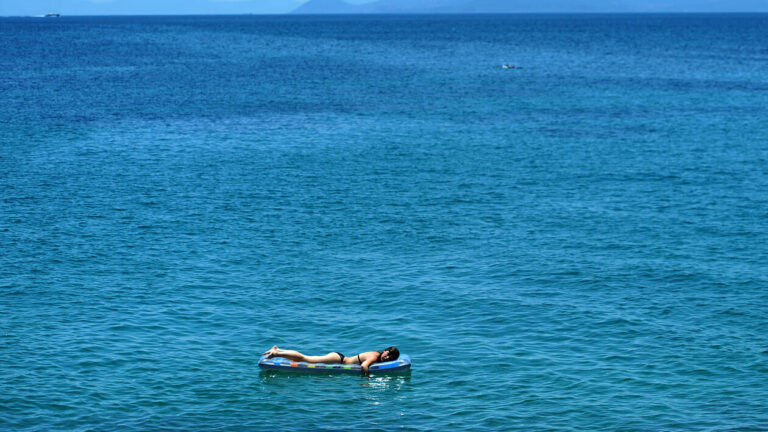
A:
[{"xmin": 263, "ymin": 345, "xmax": 400, "ymax": 375}]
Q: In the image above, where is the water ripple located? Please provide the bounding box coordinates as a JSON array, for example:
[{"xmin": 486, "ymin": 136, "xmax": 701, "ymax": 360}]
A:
[{"xmin": 3, "ymin": 13, "xmax": 768, "ymax": 432}]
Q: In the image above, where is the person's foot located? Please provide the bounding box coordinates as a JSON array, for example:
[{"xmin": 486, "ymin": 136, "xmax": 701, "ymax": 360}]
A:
[{"xmin": 263, "ymin": 345, "xmax": 279, "ymax": 358}]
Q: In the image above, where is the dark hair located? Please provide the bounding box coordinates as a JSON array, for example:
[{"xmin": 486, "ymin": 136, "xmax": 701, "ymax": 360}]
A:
[{"xmin": 383, "ymin": 346, "xmax": 400, "ymax": 360}]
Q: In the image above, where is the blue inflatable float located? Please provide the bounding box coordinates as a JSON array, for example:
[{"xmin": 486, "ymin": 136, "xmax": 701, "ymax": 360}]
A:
[{"xmin": 258, "ymin": 354, "xmax": 411, "ymax": 374}]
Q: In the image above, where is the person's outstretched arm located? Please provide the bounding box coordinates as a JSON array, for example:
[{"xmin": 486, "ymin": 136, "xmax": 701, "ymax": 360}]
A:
[{"xmin": 361, "ymin": 358, "xmax": 376, "ymax": 376}]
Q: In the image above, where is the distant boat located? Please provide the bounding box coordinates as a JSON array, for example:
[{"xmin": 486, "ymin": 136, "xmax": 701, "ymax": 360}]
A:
[
  {"xmin": 502, "ymin": 64, "xmax": 520, "ymax": 70},
  {"xmin": 44, "ymin": 13, "xmax": 61, "ymax": 17}
]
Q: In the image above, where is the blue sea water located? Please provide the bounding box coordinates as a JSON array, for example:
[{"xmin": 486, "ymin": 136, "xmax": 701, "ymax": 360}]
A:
[{"xmin": 1, "ymin": 13, "xmax": 768, "ymax": 430}]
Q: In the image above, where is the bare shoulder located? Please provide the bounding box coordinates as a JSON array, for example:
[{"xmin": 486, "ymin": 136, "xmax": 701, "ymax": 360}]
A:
[{"xmin": 360, "ymin": 351, "xmax": 380, "ymax": 362}]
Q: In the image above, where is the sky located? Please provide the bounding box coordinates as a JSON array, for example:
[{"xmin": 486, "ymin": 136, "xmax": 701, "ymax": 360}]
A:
[
  {"xmin": 0, "ymin": 0, "xmax": 766, "ymax": 16},
  {"xmin": 0, "ymin": 0, "xmax": 334, "ymax": 16}
]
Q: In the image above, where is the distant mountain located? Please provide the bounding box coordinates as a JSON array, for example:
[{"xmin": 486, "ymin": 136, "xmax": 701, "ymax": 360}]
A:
[
  {"xmin": 292, "ymin": 0, "xmax": 768, "ymax": 13},
  {"xmin": 293, "ymin": 0, "xmax": 361, "ymax": 14}
]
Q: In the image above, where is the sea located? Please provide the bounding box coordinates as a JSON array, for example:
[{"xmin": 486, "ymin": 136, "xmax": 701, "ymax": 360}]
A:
[{"xmin": 1, "ymin": 13, "xmax": 767, "ymax": 431}]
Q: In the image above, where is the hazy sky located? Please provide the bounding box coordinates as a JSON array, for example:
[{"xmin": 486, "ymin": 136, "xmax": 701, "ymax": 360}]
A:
[
  {"xmin": 1, "ymin": 0, "xmax": 766, "ymax": 16},
  {"xmin": 0, "ymin": 0, "xmax": 351, "ymax": 16}
]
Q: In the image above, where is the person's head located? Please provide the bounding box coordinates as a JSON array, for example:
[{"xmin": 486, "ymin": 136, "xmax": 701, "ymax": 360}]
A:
[{"xmin": 380, "ymin": 346, "xmax": 400, "ymax": 362}]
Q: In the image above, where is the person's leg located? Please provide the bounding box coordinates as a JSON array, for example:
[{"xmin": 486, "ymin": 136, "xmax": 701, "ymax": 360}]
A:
[
  {"xmin": 268, "ymin": 349, "xmax": 305, "ymax": 361},
  {"xmin": 264, "ymin": 347, "xmax": 342, "ymax": 364},
  {"xmin": 301, "ymin": 352, "xmax": 343, "ymax": 364}
]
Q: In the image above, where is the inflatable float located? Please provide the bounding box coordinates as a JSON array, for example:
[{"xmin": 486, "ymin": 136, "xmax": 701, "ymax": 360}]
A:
[{"xmin": 258, "ymin": 354, "xmax": 411, "ymax": 374}]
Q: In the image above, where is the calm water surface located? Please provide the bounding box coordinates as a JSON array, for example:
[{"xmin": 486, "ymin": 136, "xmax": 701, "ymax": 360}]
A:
[{"xmin": 1, "ymin": 14, "xmax": 768, "ymax": 431}]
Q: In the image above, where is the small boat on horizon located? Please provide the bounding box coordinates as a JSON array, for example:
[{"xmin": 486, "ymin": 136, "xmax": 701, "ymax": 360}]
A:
[{"xmin": 44, "ymin": 13, "xmax": 61, "ymax": 17}]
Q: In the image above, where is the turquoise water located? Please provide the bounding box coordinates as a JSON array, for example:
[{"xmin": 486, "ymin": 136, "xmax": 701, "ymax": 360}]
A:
[{"xmin": 2, "ymin": 14, "xmax": 768, "ymax": 430}]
